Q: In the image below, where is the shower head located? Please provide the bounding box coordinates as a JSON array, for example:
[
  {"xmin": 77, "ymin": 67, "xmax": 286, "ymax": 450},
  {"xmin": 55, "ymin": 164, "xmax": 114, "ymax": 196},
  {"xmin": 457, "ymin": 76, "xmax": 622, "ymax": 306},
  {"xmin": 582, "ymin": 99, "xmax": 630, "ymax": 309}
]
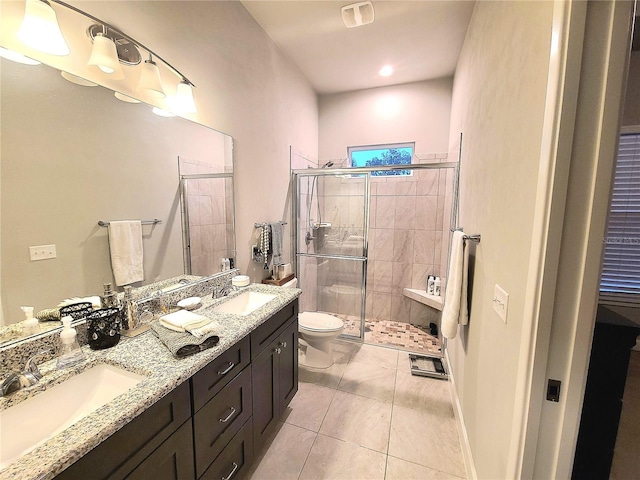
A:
[{"xmin": 321, "ymin": 161, "xmax": 334, "ymax": 168}]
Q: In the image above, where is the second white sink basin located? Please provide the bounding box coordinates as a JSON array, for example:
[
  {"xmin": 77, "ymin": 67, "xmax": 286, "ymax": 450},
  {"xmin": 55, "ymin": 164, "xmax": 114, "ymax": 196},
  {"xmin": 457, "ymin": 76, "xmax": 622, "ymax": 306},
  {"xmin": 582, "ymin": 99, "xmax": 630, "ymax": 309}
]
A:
[
  {"xmin": 213, "ymin": 291, "xmax": 277, "ymax": 316},
  {"xmin": 0, "ymin": 363, "xmax": 146, "ymax": 469}
]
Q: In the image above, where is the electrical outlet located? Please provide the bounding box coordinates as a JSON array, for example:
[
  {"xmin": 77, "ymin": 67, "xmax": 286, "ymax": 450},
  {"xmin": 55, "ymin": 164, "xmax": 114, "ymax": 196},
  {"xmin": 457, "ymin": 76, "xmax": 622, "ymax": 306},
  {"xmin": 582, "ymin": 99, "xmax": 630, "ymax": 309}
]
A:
[
  {"xmin": 29, "ymin": 244, "xmax": 57, "ymax": 261},
  {"xmin": 493, "ymin": 284, "xmax": 509, "ymax": 323}
]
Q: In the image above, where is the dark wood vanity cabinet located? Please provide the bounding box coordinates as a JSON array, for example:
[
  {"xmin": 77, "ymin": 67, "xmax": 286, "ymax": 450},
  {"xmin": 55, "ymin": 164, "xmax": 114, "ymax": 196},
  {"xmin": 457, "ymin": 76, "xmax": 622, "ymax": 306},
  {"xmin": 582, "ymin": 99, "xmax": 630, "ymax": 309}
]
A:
[
  {"xmin": 54, "ymin": 298, "xmax": 298, "ymax": 480},
  {"xmin": 251, "ymin": 302, "xmax": 299, "ymax": 452}
]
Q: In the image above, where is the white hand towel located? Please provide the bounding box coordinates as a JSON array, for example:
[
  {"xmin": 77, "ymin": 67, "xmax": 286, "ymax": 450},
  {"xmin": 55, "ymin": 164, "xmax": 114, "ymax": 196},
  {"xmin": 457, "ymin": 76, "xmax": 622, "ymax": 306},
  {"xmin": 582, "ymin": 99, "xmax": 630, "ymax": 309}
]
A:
[
  {"xmin": 442, "ymin": 231, "xmax": 470, "ymax": 340},
  {"xmin": 108, "ymin": 220, "xmax": 144, "ymax": 286},
  {"xmin": 187, "ymin": 319, "xmax": 222, "ymax": 338},
  {"xmin": 159, "ymin": 310, "xmax": 211, "ymax": 332}
]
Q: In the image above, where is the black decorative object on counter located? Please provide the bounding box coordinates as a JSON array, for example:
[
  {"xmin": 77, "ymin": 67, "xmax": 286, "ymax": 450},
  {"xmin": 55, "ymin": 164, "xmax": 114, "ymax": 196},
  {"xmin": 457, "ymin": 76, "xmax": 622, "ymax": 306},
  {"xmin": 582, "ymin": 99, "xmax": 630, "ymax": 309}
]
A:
[
  {"xmin": 59, "ymin": 302, "xmax": 94, "ymax": 320},
  {"xmin": 86, "ymin": 307, "xmax": 122, "ymax": 350}
]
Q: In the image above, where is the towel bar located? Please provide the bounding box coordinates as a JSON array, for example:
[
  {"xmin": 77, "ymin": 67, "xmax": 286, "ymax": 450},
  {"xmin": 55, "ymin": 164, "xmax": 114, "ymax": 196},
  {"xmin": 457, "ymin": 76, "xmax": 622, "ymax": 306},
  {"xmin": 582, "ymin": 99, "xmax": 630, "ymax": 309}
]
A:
[
  {"xmin": 451, "ymin": 228, "xmax": 481, "ymax": 243},
  {"xmin": 98, "ymin": 219, "xmax": 162, "ymax": 227},
  {"xmin": 254, "ymin": 221, "xmax": 287, "ymax": 228}
]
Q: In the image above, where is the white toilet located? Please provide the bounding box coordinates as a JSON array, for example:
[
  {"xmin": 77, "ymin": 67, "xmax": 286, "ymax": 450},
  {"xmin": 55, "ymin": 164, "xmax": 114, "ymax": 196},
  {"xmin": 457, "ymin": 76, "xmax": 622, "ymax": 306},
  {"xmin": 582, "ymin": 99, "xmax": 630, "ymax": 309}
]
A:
[{"xmin": 283, "ymin": 278, "xmax": 345, "ymax": 368}]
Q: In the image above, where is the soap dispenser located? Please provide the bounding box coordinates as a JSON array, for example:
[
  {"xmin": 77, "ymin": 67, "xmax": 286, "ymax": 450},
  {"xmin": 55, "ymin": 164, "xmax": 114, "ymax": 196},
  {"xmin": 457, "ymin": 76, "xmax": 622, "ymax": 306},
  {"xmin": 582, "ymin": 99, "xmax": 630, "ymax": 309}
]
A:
[
  {"xmin": 21, "ymin": 306, "xmax": 38, "ymax": 335},
  {"xmin": 56, "ymin": 316, "xmax": 85, "ymax": 369}
]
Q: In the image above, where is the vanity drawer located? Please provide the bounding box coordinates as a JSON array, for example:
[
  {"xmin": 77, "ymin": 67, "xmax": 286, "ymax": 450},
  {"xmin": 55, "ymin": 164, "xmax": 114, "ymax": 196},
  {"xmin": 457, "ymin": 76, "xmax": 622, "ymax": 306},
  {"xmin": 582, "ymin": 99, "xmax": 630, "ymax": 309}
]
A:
[
  {"xmin": 192, "ymin": 336, "xmax": 250, "ymax": 412},
  {"xmin": 200, "ymin": 418, "xmax": 254, "ymax": 480},
  {"xmin": 193, "ymin": 366, "xmax": 252, "ymax": 478},
  {"xmin": 251, "ymin": 299, "xmax": 298, "ymax": 359}
]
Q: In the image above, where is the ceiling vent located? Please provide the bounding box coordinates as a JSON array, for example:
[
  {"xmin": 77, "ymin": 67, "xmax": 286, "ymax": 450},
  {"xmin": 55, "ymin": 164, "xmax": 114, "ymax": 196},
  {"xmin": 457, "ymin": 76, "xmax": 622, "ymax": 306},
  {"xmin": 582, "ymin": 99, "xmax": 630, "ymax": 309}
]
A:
[{"xmin": 341, "ymin": 1, "xmax": 375, "ymax": 28}]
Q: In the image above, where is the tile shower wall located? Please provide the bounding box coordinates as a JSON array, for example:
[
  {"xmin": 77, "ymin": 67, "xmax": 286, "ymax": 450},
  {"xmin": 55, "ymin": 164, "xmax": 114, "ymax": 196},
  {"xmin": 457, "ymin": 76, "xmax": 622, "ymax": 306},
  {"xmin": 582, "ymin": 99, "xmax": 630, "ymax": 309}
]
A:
[{"xmin": 180, "ymin": 159, "xmax": 234, "ymax": 276}]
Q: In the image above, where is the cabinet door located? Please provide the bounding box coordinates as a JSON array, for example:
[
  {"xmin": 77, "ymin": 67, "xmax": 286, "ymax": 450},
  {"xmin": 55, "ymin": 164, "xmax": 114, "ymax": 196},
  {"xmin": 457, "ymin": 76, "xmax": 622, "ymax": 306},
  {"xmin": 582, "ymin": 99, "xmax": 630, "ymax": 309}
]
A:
[
  {"xmin": 251, "ymin": 337, "xmax": 279, "ymax": 452},
  {"xmin": 127, "ymin": 421, "xmax": 195, "ymax": 480},
  {"xmin": 278, "ymin": 319, "xmax": 298, "ymax": 409},
  {"xmin": 55, "ymin": 381, "xmax": 191, "ymax": 480}
]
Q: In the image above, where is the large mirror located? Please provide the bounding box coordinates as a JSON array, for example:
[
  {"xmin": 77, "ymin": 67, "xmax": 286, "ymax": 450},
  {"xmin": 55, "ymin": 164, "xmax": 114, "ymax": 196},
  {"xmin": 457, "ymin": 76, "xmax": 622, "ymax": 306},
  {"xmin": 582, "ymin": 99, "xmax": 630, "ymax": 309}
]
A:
[{"xmin": 0, "ymin": 58, "xmax": 235, "ymax": 343}]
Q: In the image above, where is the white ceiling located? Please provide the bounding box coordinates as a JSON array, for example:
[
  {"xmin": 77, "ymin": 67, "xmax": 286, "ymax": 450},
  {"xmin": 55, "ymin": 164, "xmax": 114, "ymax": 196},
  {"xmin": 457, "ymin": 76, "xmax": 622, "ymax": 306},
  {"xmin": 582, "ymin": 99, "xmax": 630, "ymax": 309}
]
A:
[{"xmin": 242, "ymin": 1, "xmax": 475, "ymax": 95}]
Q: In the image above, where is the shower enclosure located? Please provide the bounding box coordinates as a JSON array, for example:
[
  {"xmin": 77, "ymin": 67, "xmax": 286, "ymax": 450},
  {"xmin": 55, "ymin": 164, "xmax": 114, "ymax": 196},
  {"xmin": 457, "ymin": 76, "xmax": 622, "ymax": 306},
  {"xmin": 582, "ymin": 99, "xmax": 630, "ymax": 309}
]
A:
[{"xmin": 293, "ymin": 160, "xmax": 458, "ymax": 349}]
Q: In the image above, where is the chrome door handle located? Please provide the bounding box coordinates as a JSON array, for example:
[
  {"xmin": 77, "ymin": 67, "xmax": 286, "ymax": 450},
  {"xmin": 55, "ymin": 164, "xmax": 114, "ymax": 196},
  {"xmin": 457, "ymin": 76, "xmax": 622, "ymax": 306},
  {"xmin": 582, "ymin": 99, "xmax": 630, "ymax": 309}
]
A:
[
  {"xmin": 221, "ymin": 462, "xmax": 238, "ymax": 480},
  {"xmin": 274, "ymin": 348, "xmax": 282, "ymax": 354},
  {"xmin": 219, "ymin": 406, "xmax": 236, "ymax": 423},
  {"xmin": 217, "ymin": 362, "xmax": 235, "ymax": 375},
  {"xmin": 278, "ymin": 341, "xmax": 287, "ymax": 348}
]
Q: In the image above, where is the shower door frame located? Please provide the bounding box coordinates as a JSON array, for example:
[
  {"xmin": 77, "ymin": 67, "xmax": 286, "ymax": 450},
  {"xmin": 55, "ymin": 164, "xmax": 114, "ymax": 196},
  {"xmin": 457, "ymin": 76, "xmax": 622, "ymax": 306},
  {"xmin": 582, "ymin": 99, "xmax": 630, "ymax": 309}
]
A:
[
  {"xmin": 180, "ymin": 172, "xmax": 236, "ymax": 275},
  {"xmin": 292, "ymin": 168, "xmax": 371, "ymax": 341},
  {"xmin": 293, "ymin": 161, "xmax": 459, "ymax": 344}
]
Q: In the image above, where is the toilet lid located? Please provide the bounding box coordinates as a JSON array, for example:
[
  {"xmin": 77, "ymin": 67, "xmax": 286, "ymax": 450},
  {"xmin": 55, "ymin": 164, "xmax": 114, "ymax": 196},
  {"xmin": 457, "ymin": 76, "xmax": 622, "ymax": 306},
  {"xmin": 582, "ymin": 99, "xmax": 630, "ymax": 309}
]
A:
[{"xmin": 299, "ymin": 312, "xmax": 344, "ymax": 332}]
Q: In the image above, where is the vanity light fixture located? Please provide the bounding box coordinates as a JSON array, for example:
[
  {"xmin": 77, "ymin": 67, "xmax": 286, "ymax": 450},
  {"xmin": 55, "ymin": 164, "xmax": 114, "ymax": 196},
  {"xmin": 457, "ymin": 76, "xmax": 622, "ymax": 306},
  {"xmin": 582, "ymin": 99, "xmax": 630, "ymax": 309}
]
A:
[
  {"xmin": 171, "ymin": 80, "xmax": 197, "ymax": 114},
  {"xmin": 87, "ymin": 27, "xmax": 124, "ymax": 79},
  {"xmin": 379, "ymin": 65, "xmax": 394, "ymax": 77},
  {"xmin": 17, "ymin": 0, "xmax": 70, "ymax": 56},
  {"xmin": 114, "ymin": 92, "xmax": 141, "ymax": 103},
  {"xmin": 14, "ymin": 0, "xmax": 197, "ymax": 112},
  {"xmin": 138, "ymin": 54, "xmax": 165, "ymax": 98},
  {"xmin": 152, "ymin": 106, "xmax": 175, "ymax": 117},
  {"xmin": 61, "ymin": 71, "xmax": 97, "ymax": 86},
  {"xmin": 0, "ymin": 46, "xmax": 41, "ymax": 65}
]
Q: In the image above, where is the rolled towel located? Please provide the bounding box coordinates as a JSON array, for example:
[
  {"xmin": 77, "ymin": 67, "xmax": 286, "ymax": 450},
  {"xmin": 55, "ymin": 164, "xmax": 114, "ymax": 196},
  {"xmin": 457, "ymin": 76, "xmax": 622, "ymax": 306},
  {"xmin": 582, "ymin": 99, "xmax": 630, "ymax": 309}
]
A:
[
  {"xmin": 187, "ymin": 319, "xmax": 222, "ymax": 339},
  {"xmin": 150, "ymin": 321, "xmax": 220, "ymax": 358},
  {"xmin": 159, "ymin": 310, "xmax": 211, "ymax": 332}
]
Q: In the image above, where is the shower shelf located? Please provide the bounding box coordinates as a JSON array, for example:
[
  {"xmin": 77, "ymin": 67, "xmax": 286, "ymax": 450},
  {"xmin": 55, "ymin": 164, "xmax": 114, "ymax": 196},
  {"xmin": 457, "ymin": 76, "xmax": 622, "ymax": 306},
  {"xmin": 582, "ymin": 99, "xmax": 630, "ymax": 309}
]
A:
[{"xmin": 403, "ymin": 288, "xmax": 443, "ymax": 311}]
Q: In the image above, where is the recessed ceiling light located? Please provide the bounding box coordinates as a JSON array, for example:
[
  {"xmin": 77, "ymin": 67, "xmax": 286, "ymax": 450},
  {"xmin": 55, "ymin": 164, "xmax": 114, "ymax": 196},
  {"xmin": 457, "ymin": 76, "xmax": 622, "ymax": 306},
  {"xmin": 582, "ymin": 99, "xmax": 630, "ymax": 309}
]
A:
[{"xmin": 379, "ymin": 65, "xmax": 394, "ymax": 77}]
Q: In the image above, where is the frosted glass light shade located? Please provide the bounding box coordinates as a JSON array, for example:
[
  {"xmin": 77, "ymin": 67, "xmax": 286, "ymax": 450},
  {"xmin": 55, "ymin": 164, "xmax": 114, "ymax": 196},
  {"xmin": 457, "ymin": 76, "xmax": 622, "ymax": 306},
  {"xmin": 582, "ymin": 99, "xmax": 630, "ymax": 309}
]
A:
[
  {"xmin": 88, "ymin": 33, "xmax": 124, "ymax": 79},
  {"xmin": 61, "ymin": 71, "xmax": 97, "ymax": 86},
  {"xmin": 173, "ymin": 81, "xmax": 197, "ymax": 114},
  {"xmin": 152, "ymin": 107, "xmax": 175, "ymax": 117},
  {"xmin": 17, "ymin": 0, "xmax": 69, "ymax": 56},
  {"xmin": 114, "ymin": 91, "xmax": 141, "ymax": 103},
  {"xmin": 0, "ymin": 47, "xmax": 40, "ymax": 65},
  {"xmin": 138, "ymin": 59, "xmax": 165, "ymax": 98}
]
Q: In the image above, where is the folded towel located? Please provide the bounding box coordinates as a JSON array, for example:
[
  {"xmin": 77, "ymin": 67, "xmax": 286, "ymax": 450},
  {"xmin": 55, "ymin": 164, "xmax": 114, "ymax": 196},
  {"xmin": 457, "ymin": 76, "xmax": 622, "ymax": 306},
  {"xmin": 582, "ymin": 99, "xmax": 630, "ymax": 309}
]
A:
[
  {"xmin": 270, "ymin": 222, "xmax": 284, "ymax": 266},
  {"xmin": 150, "ymin": 322, "xmax": 220, "ymax": 358},
  {"xmin": 187, "ymin": 319, "xmax": 222, "ymax": 338},
  {"xmin": 159, "ymin": 310, "xmax": 210, "ymax": 332},
  {"xmin": 108, "ymin": 220, "xmax": 144, "ymax": 286},
  {"xmin": 442, "ymin": 231, "xmax": 470, "ymax": 340}
]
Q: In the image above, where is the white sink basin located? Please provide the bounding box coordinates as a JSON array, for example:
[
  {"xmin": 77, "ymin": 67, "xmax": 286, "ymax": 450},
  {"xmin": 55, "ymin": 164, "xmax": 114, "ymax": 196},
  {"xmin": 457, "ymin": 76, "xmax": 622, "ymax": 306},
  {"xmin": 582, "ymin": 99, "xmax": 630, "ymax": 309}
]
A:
[
  {"xmin": 212, "ymin": 291, "xmax": 277, "ymax": 316},
  {"xmin": 0, "ymin": 363, "xmax": 145, "ymax": 469}
]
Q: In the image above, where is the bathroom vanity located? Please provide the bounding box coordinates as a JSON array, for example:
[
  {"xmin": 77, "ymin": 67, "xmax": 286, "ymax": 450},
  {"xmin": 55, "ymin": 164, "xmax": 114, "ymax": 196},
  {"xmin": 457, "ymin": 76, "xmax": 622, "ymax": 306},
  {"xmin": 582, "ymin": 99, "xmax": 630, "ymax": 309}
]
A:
[{"xmin": 0, "ymin": 283, "xmax": 300, "ymax": 480}]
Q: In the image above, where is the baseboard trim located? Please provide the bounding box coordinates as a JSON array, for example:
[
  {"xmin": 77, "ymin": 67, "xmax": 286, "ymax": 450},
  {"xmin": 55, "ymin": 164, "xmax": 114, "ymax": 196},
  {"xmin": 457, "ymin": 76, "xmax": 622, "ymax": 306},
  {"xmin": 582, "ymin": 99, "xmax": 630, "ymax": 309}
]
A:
[{"xmin": 445, "ymin": 349, "xmax": 477, "ymax": 480}]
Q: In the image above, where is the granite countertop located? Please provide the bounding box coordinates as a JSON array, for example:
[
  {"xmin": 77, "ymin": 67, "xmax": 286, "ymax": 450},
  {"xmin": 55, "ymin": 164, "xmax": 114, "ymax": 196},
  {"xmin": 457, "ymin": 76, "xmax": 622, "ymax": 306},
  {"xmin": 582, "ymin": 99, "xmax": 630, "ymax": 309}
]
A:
[{"xmin": 0, "ymin": 283, "xmax": 301, "ymax": 480}]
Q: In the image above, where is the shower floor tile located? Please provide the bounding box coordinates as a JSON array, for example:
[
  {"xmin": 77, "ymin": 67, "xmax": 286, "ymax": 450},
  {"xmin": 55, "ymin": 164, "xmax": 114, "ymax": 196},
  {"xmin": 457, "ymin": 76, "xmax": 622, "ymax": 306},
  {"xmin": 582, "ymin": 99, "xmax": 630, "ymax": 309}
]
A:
[{"xmin": 339, "ymin": 315, "xmax": 443, "ymax": 355}]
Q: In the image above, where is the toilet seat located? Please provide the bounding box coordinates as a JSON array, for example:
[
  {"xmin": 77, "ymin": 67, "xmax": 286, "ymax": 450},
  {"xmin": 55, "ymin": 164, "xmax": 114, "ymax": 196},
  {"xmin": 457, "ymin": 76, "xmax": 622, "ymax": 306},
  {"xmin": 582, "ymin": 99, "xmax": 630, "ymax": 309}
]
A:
[{"xmin": 299, "ymin": 312, "xmax": 344, "ymax": 333}]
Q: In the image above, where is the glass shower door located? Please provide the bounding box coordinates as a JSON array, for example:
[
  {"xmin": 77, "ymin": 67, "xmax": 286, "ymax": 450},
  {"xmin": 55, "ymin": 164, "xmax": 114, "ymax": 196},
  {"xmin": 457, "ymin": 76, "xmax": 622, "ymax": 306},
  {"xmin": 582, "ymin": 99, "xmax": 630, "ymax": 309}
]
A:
[
  {"xmin": 180, "ymin": 174, "xmax": 235, "ymax": 276},
  {"xmin": 295, "ymin": 171, "xmax": 369, "ymax": 340}
]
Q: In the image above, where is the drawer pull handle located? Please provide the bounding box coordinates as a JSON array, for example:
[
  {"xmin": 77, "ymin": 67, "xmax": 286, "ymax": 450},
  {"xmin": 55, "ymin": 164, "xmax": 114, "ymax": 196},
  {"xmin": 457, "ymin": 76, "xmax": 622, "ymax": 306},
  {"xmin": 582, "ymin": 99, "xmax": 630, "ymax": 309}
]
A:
[
  {"xmin": 218, "ymin": 362, "xmax": 235, "ymax": 376},
  {"xmin": 274, "ymin": 348, "xmax": 282, "ymax": 354},
  {"xmin": 219, "ymin": 406, "xmax": 236, "ymax": 423},
  {"xmin": 279, "ymin": 341, "xmax": 287, "ymax": 348},
  {"xmin": 221, "ymin": 462, "xmax": 239, "ymax": 480}
]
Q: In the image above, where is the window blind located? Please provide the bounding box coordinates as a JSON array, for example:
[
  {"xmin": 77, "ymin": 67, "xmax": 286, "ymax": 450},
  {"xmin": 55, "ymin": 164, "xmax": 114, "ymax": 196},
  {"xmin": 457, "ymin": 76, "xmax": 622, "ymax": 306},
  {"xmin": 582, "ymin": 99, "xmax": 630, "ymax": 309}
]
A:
[{"xmin": 599, "ymin": 132, "xmax": 640, "ymax": 306}]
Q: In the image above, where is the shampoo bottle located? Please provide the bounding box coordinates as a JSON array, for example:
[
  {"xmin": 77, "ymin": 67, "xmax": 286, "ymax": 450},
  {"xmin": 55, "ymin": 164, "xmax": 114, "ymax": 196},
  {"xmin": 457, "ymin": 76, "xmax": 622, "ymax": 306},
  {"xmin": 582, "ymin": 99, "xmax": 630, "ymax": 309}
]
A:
[
  {"xmin": 434, "ymin": 277, "xmax": 441, "ymax": 296},
  {"xmin": 56, "ymin": 316, "xmax": 85, "ymax": 369},
  {"xmin": 21, "ymin": 306, "xmax": 38, "ymax": 335}
]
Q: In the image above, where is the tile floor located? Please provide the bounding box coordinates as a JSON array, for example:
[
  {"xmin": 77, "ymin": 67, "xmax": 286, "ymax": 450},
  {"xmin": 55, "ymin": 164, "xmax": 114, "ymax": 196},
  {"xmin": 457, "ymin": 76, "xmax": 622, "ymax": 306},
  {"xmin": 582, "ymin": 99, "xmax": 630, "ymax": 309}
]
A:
[
  {"xmin": 341, "ymin": 316, "xmax": 443, "ymax": 355},
  {"xmin": 245, "ymin": 341, "xmax": 466, "ymax": 480}
]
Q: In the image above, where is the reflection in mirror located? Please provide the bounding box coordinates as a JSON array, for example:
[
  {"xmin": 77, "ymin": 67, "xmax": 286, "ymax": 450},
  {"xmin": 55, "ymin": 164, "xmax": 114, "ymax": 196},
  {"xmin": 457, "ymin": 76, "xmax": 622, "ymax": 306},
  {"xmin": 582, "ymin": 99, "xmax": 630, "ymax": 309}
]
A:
[{"xmin": 0, "ymin": 58, "xmax": 235, "ymax": 344}]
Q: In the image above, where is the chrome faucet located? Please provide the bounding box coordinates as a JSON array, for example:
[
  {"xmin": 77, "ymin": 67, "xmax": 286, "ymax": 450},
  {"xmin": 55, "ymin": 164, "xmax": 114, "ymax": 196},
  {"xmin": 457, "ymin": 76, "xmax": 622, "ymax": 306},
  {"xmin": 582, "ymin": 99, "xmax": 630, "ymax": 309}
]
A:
[
  {"xmin": 212, "ymin": 283, "xmax": 232, "ymax": 299},
  {"xmin": 1, "ymin": 351, "xmax": 48, "ymax": 396}
]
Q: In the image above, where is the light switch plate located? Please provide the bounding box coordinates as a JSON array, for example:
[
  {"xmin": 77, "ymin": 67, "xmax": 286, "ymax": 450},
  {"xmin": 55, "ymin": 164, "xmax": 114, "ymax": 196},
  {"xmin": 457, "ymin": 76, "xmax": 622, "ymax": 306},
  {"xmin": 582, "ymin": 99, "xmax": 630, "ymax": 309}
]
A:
[
  {"xmin": 493, "ymin": 284, "xmax": 509, "ymax": 323},
  {"xmin": 29, "ymin": 244, "xmax": 57, "ymax": 261}
]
